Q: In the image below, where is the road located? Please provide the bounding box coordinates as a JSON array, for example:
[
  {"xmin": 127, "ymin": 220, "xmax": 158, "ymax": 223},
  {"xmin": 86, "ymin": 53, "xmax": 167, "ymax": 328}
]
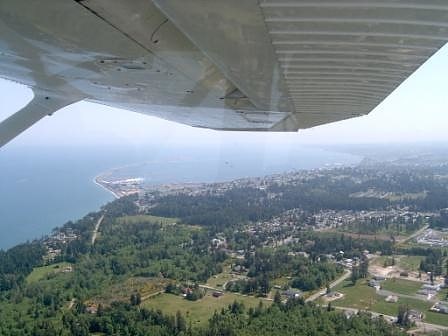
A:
[
  {"xmin": 332, "ymin": 305, "xmax": 448, "ymax": 332},
  {"xmin": 141, "ymin": 290, "xmax": 164, "ymax": 302},
  {"xmin": 91, "ymin": 214, "xmax": 105, "ymax": 245},
  {"xmin": 397, "ymin": 224, "xmax": 428, "ymax": 244},
  {"xmin": 199, "ymin": 284, "xmax": 221, "ymax": 291},
  {"xmin": 306, "ymin": 270, "xmax": 351, "ymax": 302},
  {"xmin": 377, "ymin": 288, "xmax": 433, "ymax": 302}
]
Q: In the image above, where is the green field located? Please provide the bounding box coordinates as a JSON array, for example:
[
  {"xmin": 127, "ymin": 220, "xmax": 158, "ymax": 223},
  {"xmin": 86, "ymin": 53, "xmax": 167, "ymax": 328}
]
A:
[
  {"xmin": 424, "ymin": 310, "xmax": 448, "ymax": 326},
  {"xmin": 372, "ymin": 297, "xmax": 431, "ymax": 317},
  {"xmin": 26, "ymin": 262, "xmax": 73, "ymax": 283},
  {"xmin": 372, "ymin": 256, "xmax": 389, "ymax": 267},
  {"xmin": 381, "ymin": 278, "xmax": 422, "ymax": 296},
  {"xmin": 143, "ymin": 291, "xmax": 267, "ymax": 326},
  {"xmin": 372, "ymin": 298, "xmax": 448, "ymax": 327},
  {"xmin": 271, "ymin": 277, "xmax": 290, "ymax": 288},
  {"xmin": 397, "ymin": 256, "xmax": 425, "ymax": 272},
  {"xmin": 206, "ymin": 269, "xmax": 235, "ymax": 289},
  {"xmin": 333, "ymin": 279, "xmax": 377, "ymax": 310},
  {"xmin": 332, "ymin": 278, "xmax": 448, "ymax": 327},
  {"xmin": 116, "ymin": 215, "xmax": 178, "ymax": 225},
  {"xmin": 371, "ymin": 255, "xmax": 425, "ymax": 273},
  {"xmin": 438, "ymin": 287, "xmax": 448, "ymax": 301}
]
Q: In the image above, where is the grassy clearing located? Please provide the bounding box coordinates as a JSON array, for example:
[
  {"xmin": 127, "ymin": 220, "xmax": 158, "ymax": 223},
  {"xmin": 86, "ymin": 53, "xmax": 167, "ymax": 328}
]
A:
[
  {"xmin": 373, "ymin": 298, "xmax": 448, "ymax": 327},
  {"xmin": 271, "ymin": 277, "xmax": 290, "ymax": 288},
  {"xmin": 381, "ymin": 278, "xmax": 422, "ymax": 296},
  {"xmin": 397, "ymin": 256, "xmax": 425, "ymax": 272},
  {"xmin": 437, "ymin": 288, "xmax": 448, "ymax": 301},
  {"xmin": 206, "ymin": 271, "xmax": 235, "ymax": 289},
  {"xmin": 333, "ymin": 279, "xmax": 377, "ymax": 310},
  {"xmin": 116, "ymin": 215, "xmax": 178, "ymax": 225},
  {"xmin": 91, "ymin": 277, "xmax": 169, "ymax": 305},
  {"xmin": 332, "ymin": 278, "xmax": 448, "ymax": 327},
  {"xmin": 372, "ymin": 297, "xmax": 431, "ymax": 317},
  {"xmin": 372, "ymin": 256, "xmax": 389, "ymax": 267},
  {"xmin": 26, "ymin": 262, "xmax": 72, "ymax": 283},
  {"xmin": 142, "ymin": 292, "xmax": 267, "ymax": 326},
  {"xmin": 425, "ymin": 310, "xmax": 448, "ymax": 326}
]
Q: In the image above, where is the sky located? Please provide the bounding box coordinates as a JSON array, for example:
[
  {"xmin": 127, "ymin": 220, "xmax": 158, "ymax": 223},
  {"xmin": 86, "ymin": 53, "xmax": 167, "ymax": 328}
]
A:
[{"xmin": 1, "ymin": 43, "xmax": 448, "ymax": 149}]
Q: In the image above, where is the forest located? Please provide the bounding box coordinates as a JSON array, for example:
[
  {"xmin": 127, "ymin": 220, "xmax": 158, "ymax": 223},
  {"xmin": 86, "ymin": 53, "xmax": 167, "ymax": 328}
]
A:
[
  {"xmin": 148, "ymin": 165, "xmax": 448, "ymax": 232},
  {"xmin": 1, "ymin": 162, "xmax": 448, "ymax": 335}
]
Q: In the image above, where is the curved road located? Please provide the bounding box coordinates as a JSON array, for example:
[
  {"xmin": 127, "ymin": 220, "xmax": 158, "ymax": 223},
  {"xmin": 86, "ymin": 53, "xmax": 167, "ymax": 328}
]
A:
[{"xmin": 306, "ymin": 270, "xmax": 351, "ymax": 302}]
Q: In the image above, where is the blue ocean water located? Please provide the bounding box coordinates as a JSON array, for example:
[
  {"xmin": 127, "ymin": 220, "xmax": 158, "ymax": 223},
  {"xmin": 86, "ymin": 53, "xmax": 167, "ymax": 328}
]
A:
[{"xmin": 0, "ymin": 144, "xmax": 361, "ymax": 250}]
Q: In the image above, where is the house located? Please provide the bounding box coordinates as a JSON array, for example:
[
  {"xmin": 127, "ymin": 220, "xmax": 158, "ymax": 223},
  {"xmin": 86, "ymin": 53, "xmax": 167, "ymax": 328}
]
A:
[
  {"xmin": 232, "ymin": 265, "xmax": 246, "ymax": 273},
  {"xmin": 408, "ymin": 309, "xmax": 423, "ymax": 321},
  {"xmin": 431, "ymin": 302, "xmax": 448, "ymax": 314},
  {"xmin": 326, "ymin": 292, "xmax": 343, "ymax": 300},
  {"xmin": 86, "ymin": 304, "xmax": 98, "ymax": 314},
  {"xmin": 385, "ymin": 295, "xmax": 398, "ymax": 303},
  {"xmin": 422, "ymin": 284, "xmax": 441, "ymax": 292},
  {"xmin": 283, "ymin": 289, "xmax": 302, "ymax": 299},
  {"xmin": 417, "ymin": 288, "xmax": 437, "ymax": 298},
  {"xmin": 212, "ymin": 291, "xmax": 223, "ymax": 298},
  {"xmin": 211, "ymin": 238, "xmax": 226, "ymax": 248},
  {"xmin": 368, "ymin": 280, "xmax": 381, "ymax": 289}
]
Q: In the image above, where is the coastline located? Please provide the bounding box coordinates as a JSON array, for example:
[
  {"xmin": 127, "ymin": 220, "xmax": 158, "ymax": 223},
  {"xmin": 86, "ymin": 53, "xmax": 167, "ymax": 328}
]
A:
[{"xmin": 93, "ymin": 175, "xmax": 120, "ymax": 199}]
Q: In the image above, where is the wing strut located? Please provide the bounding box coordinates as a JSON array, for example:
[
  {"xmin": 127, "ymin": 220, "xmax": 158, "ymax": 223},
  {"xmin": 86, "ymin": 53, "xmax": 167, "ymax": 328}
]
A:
[{"xmin": 0, "ymin": 89, "xmax": 81, "ymax": 148}]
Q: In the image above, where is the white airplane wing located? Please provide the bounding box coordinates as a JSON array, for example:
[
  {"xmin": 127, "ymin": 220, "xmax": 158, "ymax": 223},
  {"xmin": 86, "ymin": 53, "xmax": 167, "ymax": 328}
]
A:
[{"xmin": 1, "ymin": 0, "xmax": 447, "ymax": 146}]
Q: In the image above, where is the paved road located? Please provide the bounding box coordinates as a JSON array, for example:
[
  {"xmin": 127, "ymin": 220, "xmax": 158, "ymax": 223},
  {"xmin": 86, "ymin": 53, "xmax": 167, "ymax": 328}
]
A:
[
  {"xmin": 91, "ymin": 214, "xmax": 105, "ymax": 245},
  {"xmin": 333, "ymin": 305, "xmax": 448, "ymax": 332},
  {"xmin": 306, "ymin": 270, "xmax": 351, "ymax": 302},
  {"xmin": 397, "ymin": 224, "xmax": 428, "ymax": 244}
]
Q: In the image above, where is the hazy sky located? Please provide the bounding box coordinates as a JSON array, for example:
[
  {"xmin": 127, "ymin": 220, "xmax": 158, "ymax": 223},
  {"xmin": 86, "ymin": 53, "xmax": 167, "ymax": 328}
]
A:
[{"xmin": 1, "ymin": 43, "xmax": 448, "ymax": 149}]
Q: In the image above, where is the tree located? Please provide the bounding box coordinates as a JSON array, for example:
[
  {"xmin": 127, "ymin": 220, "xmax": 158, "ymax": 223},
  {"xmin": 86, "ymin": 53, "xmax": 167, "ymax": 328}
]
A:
[
  {"xmin": 445, "ymin": 259, "xmax": 448, "ymax": 286},
  {"xmin": 274, "ymin": 290, "xmax": 282, "ymax": 305},
  {"xmin": 397, "ymin": 305, "xmax": 410, "ymax": 328},
  {"xmin": 176, "ymin": 310, "xmax": 187, "ymax": 333},
  {"xmin": 130, "ymin": 292, "xmax": 141, "ymax": 306},
  {"xmin": 259, "ymin": 275, "xmax": 271, "ymax": 295},
  {"xmin": 359, "ymin": 258, "xmax": 369, "ymax": 278},
  {"xmin": 351, "ymin": 268, "xmax": 359, "ymax": 285}
]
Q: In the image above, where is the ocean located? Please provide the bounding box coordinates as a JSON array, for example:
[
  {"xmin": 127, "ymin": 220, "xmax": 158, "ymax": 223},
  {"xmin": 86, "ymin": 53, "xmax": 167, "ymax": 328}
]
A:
[{"xmin": 0, "ymin": 144, "xmax": 361, "ymax": 249}]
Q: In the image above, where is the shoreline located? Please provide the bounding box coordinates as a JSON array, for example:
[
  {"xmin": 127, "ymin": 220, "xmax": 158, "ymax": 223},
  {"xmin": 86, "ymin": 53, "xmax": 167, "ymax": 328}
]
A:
[{"xmin": 93, "ymin": 175, "xmax": 120, "ymax": 199}]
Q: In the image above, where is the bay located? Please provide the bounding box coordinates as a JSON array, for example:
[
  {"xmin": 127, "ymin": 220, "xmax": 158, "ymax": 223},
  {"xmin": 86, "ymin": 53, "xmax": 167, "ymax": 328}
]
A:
[{"xmin": 0, "ymin": 144, "xmax": 361, "ymax": 249}]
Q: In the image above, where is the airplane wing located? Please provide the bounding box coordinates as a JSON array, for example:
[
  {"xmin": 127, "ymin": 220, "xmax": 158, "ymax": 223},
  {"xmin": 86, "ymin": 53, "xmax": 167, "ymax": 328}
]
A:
[{"xmin": 1, "ymin": 0, "xmax": 447, "ymax": 147}]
